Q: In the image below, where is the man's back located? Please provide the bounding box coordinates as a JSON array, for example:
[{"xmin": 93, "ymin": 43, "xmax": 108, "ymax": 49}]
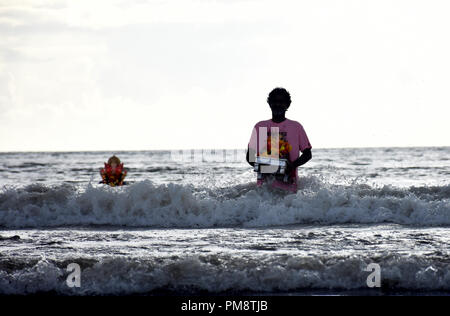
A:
[{"xmin": 248, "ymin": 118, "xmax": 311, "ymax": 192}]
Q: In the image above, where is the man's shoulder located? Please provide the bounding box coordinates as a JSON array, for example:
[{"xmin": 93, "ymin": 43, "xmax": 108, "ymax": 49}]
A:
[
  {"xmin": 253, "ymin": 119, "xmax": 272, "ymax": 127},
  {"xmin": 286, "ymin": 119, "xmax": 304, "ymax": 129}
]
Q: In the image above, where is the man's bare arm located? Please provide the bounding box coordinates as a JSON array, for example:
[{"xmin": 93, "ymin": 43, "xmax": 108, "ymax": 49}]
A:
[
  {"xmin": 285, "ymin": 148, "xmax": 312, "ymax": 174},
  {"xmin": 294, "ymin": 148, "xmax": 312, "ymax": 168}
]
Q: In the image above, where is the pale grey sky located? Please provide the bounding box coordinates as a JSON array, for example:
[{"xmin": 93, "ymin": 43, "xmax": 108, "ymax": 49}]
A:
[{"xmin": 1, "ymin": 0, "xmax": 449, "ymax": 151}]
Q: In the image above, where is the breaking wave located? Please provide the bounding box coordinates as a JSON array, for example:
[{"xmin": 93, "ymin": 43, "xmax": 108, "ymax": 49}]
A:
[
  {"xmin": 1, "ymin": 254, "xmax": 450, "ymax": 295},
  {"xmin": 0, "ymin": 177, "xmax": 449, "ymax": 228}
]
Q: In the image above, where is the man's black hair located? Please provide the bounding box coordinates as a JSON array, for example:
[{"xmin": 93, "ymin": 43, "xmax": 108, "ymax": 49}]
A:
[{"xmin": 267, "ymin": 87, "xmax": 291, "ymax": 108}]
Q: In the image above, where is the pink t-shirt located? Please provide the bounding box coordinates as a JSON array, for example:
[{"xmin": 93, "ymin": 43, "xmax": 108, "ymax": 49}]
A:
[{"xmin": 248, "ymin": 118, "xmax": 311, "ymax": 192}]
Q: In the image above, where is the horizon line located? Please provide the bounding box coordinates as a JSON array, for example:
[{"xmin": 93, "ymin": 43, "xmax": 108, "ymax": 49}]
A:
[{"xmin": 0, "ymin": 145, "xmax": 449, "ymax": 154}]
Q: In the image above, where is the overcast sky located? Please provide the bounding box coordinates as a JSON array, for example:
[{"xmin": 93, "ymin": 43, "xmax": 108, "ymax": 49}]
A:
[{"xmin": 1, "ymin": 0, "xmax": 449, "ymax": 151}]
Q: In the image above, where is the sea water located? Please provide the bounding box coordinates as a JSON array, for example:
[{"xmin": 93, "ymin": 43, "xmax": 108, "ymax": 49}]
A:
[{"xmin": 0, "ymin": 147, "xmax": 449, "ymax": 295}]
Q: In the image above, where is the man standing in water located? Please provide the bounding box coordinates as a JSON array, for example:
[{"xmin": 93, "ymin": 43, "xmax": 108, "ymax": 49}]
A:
[{"xmin": 246, "ymin": 87, "xmax": 312, "ymax": 193}]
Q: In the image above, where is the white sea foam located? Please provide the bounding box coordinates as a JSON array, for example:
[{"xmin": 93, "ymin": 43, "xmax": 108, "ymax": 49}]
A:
[
  {"xmin": 1, "ymin": 254, "xmax": 450, "ymax": 295},
  {"xmin": 0, "ymin": 177, "xmax": 449, "ymax": 228}
]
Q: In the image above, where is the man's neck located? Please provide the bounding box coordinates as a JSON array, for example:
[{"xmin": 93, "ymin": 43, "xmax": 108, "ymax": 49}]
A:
[{"xmin": 271, "ymin": 115, "xmax": 286, "ymax": 123}]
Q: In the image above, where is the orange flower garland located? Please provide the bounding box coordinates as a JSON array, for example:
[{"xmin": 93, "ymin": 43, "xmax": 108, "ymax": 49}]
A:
[{"xmin": 260, "ymin": 135, "xmax": 292, "ymax": 159}]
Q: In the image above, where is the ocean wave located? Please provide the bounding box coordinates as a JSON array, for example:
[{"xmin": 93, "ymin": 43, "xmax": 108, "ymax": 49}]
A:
[
  {"xmin": 0, "ymin": 178, "xmax": 449, "ymax": 228},
  {"xmin": 1, "ymin": 254, "xmax": 450, "ymax": 294},
  {"xmin": 6, "ymin": 162, "xmax": 48, "ymax": 168}
]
